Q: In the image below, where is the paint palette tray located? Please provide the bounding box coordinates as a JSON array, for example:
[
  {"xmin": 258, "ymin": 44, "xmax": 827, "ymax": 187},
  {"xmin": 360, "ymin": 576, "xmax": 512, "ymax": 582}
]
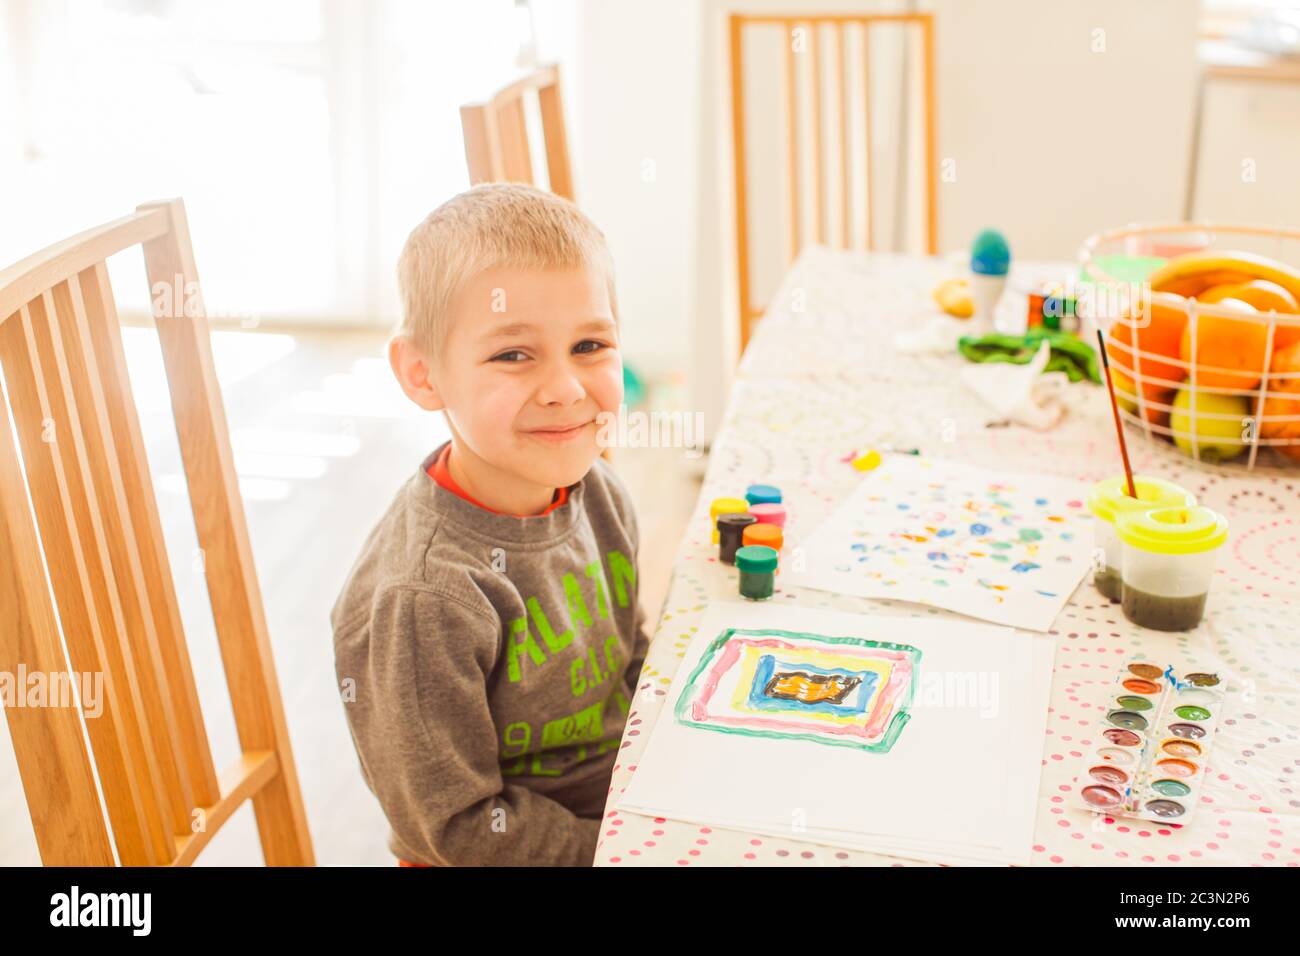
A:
[{"xmin": 1075, "ymin": 660, "xmax": 1224, "ymax": 825}]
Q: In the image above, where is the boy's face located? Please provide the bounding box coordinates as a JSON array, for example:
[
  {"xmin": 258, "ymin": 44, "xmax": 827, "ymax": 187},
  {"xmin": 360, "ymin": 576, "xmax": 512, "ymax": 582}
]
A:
[{"xmin": 429, "ymin": 265, "xmax": 623, "ymax": 490}]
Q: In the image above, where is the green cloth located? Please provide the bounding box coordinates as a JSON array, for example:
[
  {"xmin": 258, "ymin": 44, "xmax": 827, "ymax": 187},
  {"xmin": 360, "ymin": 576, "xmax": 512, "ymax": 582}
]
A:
[{"xmin": 957, "ymin": 328, "xmax": 1101, "ymax": 384}]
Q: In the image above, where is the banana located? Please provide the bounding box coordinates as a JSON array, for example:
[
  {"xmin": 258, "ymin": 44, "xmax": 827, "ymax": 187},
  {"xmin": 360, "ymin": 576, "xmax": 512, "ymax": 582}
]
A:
[
  {"xmin": 1149, "ymin": 251, "xmax": 1300, "ymax": 303},
  {"xmin": 1156, "ymin": 270, "xmax": 1254, "ymax": 298}
]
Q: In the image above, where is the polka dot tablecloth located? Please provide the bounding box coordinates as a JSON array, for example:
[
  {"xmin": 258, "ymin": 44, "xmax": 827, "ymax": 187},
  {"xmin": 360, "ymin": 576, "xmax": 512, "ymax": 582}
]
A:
[{"xmin": 597, "ymin": 248, "xmax": 1300, "ymax": 867}]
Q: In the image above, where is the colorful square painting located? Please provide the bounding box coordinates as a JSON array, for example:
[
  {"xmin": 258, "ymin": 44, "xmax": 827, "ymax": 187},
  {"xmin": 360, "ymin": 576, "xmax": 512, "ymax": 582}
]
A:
[
  {"xmin": 783, "ymin": 456, "xmax": 1092, "ymax": 631},
  {"xmin": 675, "ymin": 627, "xmax": 921, "ymax": 753}
]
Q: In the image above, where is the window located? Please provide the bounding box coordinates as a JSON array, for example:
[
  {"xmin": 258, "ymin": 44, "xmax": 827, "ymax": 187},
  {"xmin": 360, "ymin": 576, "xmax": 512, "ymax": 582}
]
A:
[{"xmin": 1, "ymin": 0, "xmax": 529, "ymax": 325}]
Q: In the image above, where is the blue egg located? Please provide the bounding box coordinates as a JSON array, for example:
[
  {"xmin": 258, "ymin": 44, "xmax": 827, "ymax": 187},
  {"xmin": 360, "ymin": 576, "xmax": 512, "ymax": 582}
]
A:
[{"xmin": 970, "ymin": 228, "xmax": 1010, "ymax": 276}]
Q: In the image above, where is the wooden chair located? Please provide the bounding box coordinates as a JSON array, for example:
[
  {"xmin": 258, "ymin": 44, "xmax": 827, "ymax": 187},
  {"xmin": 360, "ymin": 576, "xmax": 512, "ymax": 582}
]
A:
[
  {"xmin": 0, "ymin": 199, "xmax": 314, "ymax": 866},
  {"xmin": 729, "ymin": 13, "xmax": 939, "ymax": 348},
  {"xmin": 460, "ymin": 64, "xmax": 575, "ymax": 200}
]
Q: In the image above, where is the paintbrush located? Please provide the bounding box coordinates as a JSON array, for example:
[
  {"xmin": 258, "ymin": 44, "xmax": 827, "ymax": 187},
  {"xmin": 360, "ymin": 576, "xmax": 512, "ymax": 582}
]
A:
[{"xmin": 1096, "ymin": 327, "xmax": 1137, "ymax": 498}]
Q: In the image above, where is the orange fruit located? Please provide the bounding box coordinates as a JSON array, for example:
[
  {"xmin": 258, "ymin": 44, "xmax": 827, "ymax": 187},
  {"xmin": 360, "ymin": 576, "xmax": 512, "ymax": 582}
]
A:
[
  {"xmin": 1196, "ymin": 280, "xmax": 1300, "ymax": 356},
  {"xmin": 1276, "ymin": 319, "xmax": 1300, "ymax": 353},
  {"xmin": 1260, "ymin": 341, "xmax": 1300, "ymax": 463},
  {"xmin": 1106, "ymin": 297, "xmax": 1187, "ymax": 389},
  {"xmin": 1201, "ymin": 279, "xmax": 1300, "ymax": 352},
  {"xmin": 1200, "ymin": 278, "xmax": 1299, "ymax": 312},
  {"xmin": 1179, "ymin": 301, "xmax": 1270, "ymax": 390}
]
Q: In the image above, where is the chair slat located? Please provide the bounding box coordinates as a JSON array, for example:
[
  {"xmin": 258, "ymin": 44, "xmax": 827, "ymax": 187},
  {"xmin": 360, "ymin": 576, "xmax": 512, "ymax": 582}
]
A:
[
  {"xmin": 537, "ymin": 78, "xmax": 574, "ymax": 200},
  {"xmin": 921, "ymin": 15, "xmax": 938, "ymax": 255},
  {"xmin": 139, "ymin": 199, "xmax": 314, "ymax": 866},
  {"xmin": 497, "ymin": 97, "xmax": 533, "ymax": 184},
  {"xmin": 862, "ymin": 21, "xmax": 875, "ymax": 251},
  {"xmin": 836, "ymin": 22, "xmax": 850, "ymax": 250},
  {"xmin": 459, "ymin": 103, "xmax": 498, "ymax": 186},
  {"xmin": 0, "ymin": 367, "xmax": 116, "ymax": 866},
  {"xmin": 0, "ymin": 299, "xmax": 168, "ymax": 865},
  {"xmin": 51, "ymin": 277, "xmax": 201, "ymax": 842},
  {"xmin": 807, "ymin": 22, "xmax": 825, "ymax": 247},
  {"xmin": 783, "ymin": 20, "xmax": 799, "ymax": 264},
  {"xmin": 78, "ymin": 262, "xmax": 222, "ymax": 812},
  {"xmin": 729, "ymin": 15, "xmax": 753, "ymax": 337}
]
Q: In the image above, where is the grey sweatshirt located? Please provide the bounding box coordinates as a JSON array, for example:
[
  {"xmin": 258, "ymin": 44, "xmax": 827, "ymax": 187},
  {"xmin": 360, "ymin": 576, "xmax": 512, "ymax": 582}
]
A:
[{"xmin": 331, "ymin": 443, "xmax": 650, "ymax": 866}]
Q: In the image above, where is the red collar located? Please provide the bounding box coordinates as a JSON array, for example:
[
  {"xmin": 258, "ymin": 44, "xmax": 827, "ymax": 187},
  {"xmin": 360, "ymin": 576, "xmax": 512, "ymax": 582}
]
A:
[{"xmin": 427, "ymin": 444, "xmax": 569, "ymax": 517}]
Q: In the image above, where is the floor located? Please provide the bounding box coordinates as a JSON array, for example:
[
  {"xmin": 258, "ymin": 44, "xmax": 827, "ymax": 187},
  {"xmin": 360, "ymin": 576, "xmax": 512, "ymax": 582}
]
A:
[{"xmin": 0, "ymin": 326, "xmax": 701, "ymax": 866}]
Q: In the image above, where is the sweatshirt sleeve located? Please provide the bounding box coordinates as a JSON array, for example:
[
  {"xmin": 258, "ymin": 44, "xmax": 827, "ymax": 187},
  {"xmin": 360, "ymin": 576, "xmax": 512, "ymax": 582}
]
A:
[
  {"xmin": 624, "ymin": 592, "xmax": 652, "ymax": 698},
  {"xmin": 334, "ymin": 584, "xmax": 600, "ymax": 866},
  {"xmin": 612, "ymin": 482, "xmax": 652, "ymax": 696}
]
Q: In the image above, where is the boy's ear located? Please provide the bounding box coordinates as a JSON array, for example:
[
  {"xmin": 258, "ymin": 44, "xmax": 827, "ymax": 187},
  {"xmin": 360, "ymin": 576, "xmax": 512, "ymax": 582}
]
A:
[{"xmin": 388, "ymin": 334, "xmax": 445, "ymax": 412}]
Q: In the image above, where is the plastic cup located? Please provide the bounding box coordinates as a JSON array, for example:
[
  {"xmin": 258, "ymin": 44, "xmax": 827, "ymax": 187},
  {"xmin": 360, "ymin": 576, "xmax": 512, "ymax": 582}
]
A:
[
  {"xmin": 1116, "ymin": 505, "xmax": 1228, "ymax": 632},
  {"xmin": 1086, "ymin": 475, "xmax": 1196, "ymax": 601}
]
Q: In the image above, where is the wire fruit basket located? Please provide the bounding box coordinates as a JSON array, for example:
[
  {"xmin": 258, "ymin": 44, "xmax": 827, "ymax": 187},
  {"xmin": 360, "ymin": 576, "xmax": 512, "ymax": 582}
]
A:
[{"xmin": 1080, "ymin": 221, "xmax": 1300, "ymax": 470}]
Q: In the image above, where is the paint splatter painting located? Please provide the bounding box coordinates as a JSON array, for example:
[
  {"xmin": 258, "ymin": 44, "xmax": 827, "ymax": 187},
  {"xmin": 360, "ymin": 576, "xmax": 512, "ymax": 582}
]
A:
[
  {"xmin": 783, "ymin": 456, "xmax": 1092, "ymax": 631},
  {"xmin": 676, "ymin": 627, "xmax": 921, "ymax": 753}
]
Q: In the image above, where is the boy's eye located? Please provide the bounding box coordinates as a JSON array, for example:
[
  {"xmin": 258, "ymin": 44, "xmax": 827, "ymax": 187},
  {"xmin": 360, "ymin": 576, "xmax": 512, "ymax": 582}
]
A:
[
  {"xmin": 573, "ymin": 340, "xmax": 608, "ymax": 355},
  {"xmin": 490, "ymin": 350, "xmax": 528, "ymax": 363}
]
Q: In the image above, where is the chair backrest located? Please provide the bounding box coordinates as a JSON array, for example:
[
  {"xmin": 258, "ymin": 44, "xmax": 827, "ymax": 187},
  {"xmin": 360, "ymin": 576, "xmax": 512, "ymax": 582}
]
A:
[
  {"xmin": 460, "ymin": 64, "xmax": 575, "ymax": 200},
  {"xmin": 729, "ymin": 13, "xmax": 939, "ymax": 348},
  {"xmin": 0, "ymin": 199, "xmax": 314, "ymax": 866}
]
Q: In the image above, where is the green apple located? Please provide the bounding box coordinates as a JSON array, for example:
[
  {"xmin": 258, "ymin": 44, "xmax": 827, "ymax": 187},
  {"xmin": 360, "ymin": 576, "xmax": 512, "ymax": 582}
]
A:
[
  {"xmin": 1110, "ymin": 369, "xmax": 1139, "ymax": 416},
  {"xmin": 1109, "ymin": 368, "xmax": 1176, "ymax": 425},
  {"xmin": 1170, "ymin": 387, "xmax": 1251, "ymax": 462}
]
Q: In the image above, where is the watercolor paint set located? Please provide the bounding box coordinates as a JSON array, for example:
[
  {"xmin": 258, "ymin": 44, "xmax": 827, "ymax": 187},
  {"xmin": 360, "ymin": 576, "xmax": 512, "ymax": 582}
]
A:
[{"xmin": 1075, "ymin": 660, "xmax": 1225, "ymax": 824}]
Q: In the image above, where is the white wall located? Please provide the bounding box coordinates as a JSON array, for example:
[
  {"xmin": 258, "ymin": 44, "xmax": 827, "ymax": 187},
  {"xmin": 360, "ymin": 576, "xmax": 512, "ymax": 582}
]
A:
[
  {"xmin": 935, "ymin": 0, "xmax": 1200, "ymax": 260},
  {"xmin": 536, "ymin": 0, "xmax": 703, "ymax": 384},
  {"xmin": 1194, "ymin": 73, "xmax": 1300, "ymax": 226}
]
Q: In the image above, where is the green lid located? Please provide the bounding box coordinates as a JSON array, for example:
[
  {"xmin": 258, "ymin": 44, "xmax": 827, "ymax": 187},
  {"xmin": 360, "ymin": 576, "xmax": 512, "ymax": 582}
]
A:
[
  {"xmin": 1116, "ymin": 505, "xmax": 1228, "ymax": 556},
  {"xmin": 735, "ymin": 545, "xmax": 778, "ymax": 573},
  {"xmin": 1087, "ymin": 475, "xmax": 1195, "ymax": 525}
]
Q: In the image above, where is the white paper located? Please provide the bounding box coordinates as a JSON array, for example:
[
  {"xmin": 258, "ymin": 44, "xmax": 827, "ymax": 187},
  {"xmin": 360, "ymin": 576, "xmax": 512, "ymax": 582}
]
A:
[
  {"xmin": 618, "ymin": 601, "xmax": 1056, "ymax": 866},
  {"xmin": 781, "ymin": 456, "xmax": 1093, "ymax": 632}
]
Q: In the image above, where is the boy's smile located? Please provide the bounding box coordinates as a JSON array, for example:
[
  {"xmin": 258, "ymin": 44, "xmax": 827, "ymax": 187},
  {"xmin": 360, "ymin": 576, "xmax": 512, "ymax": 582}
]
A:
[
  {"xmin": 522, "ymin": 420, "xmax": 598, "ymax": 445},
  {"xmin": 391, "ymin": 264, "xmax": 623, "ymax": 516}
]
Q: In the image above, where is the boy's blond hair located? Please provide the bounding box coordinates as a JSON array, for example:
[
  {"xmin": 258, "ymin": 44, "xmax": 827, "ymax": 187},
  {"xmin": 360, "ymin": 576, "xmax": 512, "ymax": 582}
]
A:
[{"xmin": 396, "ymin": 182, "xmax": 617, "ymax": 359}]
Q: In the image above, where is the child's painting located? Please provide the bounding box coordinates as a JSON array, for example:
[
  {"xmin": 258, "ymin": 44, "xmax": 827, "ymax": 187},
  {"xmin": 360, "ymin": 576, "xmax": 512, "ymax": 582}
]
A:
[
  {"xmin": 618, "ymin": 601, "xmax": 1056, "ymax": 866},
  {"xmin": 677, "ymin": 628, "xmax": 920, "ymax": 753},
  {"xmin": 784, "ymin": 456, "xmax": 1092, "ymax": 632}
]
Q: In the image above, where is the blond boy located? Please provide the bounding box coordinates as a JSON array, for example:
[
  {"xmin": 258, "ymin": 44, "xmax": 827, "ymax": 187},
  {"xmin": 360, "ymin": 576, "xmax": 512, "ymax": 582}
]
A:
[{"xmin": 331, "ymin": 184, "xmax": 649, "ymax": 866}]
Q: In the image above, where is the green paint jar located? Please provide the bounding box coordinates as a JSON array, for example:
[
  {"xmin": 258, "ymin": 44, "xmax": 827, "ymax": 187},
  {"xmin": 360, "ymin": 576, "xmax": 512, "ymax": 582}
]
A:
[{"xmin": 736, "ymin": 545, "xmax": 778, "ymax": 600}]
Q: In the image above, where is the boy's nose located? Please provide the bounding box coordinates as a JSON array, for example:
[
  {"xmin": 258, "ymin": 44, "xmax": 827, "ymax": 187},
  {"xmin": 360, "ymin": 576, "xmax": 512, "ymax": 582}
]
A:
[{"xmin": 536, "ymin": 363, "xmax": 587, "ymax": 406}]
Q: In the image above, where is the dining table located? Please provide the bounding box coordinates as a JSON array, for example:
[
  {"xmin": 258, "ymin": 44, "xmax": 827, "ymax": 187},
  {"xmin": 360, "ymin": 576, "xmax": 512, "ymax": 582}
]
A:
[{"xmin": 596, "ymin": 246, "xmax": 1300, "ymax": 867}]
